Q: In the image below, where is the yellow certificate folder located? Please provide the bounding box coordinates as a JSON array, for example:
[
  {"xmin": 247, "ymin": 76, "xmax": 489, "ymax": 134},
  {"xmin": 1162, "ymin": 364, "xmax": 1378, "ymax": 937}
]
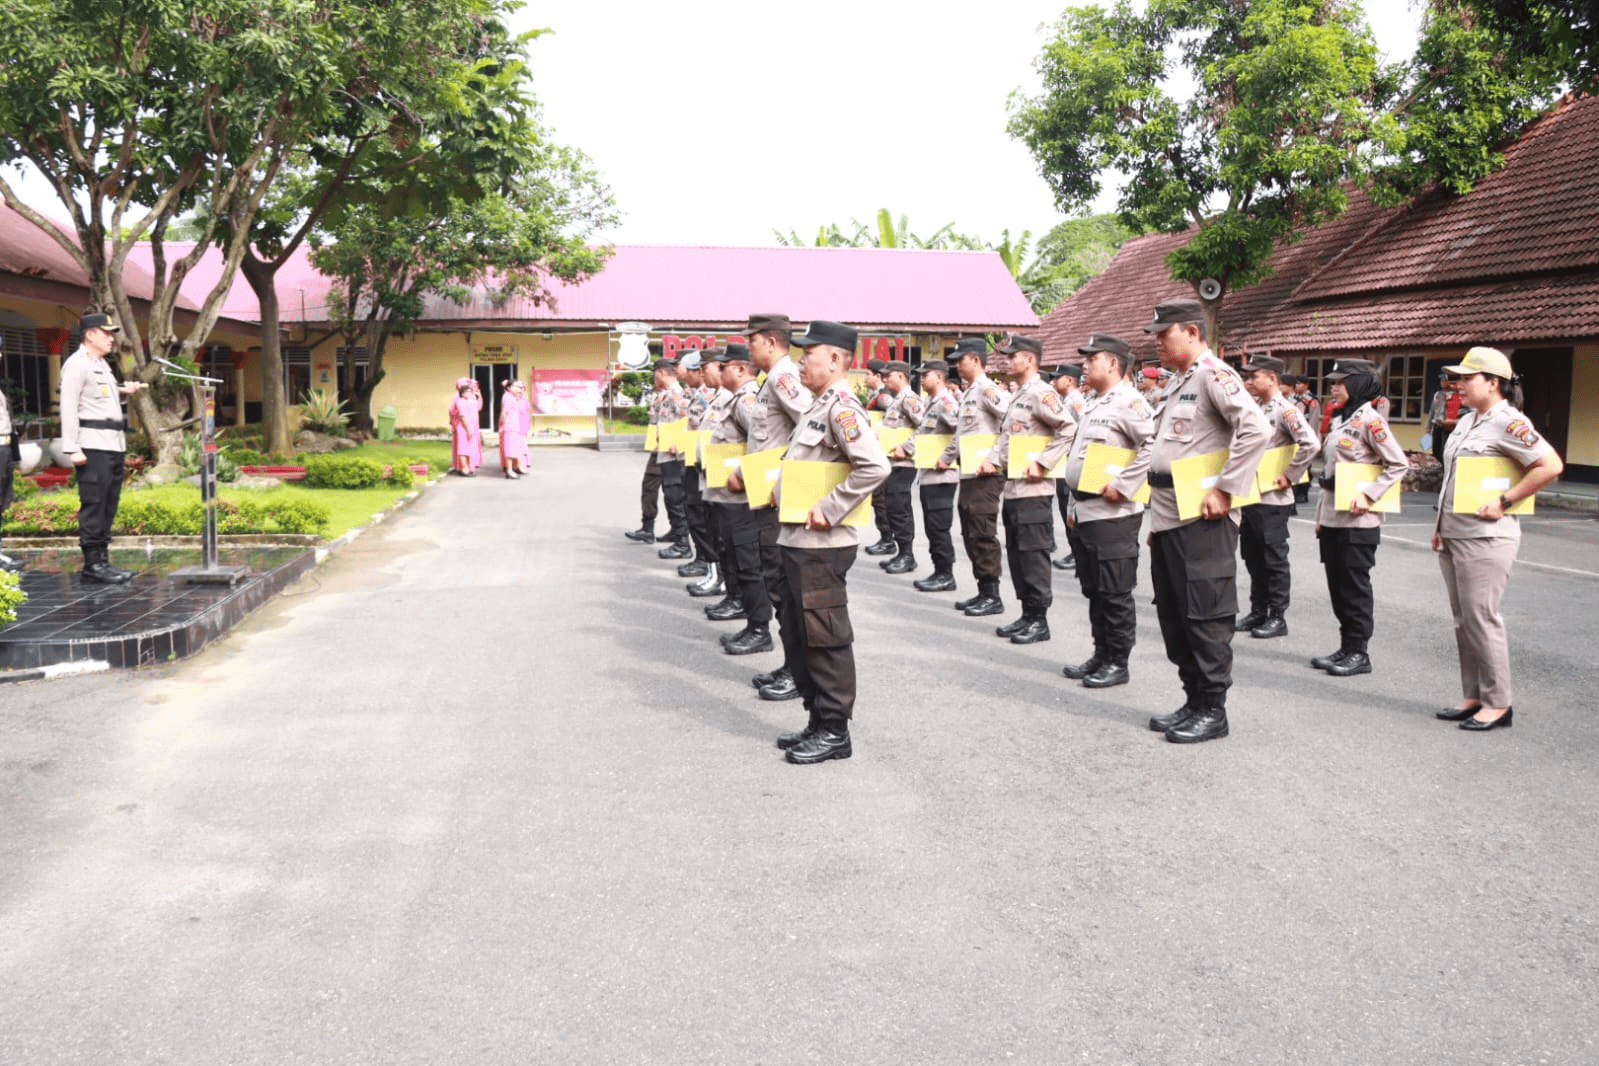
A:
[
  {"xmin": 704, "ymin": 442, "xmax": 747, "ymax": 489},
  {"xmin": 1075, "ymin": 443, "xmax": 1151, "ymax": 504},
  {"xmin": 1005, "ymin": 434, "xmax": 1068, "ymax": 479},
  {"xmin": 868, "ymin": 411, "xmax": 886, "ymax": 426},
  {"xmin": 1172, "ymin": 448, "xmax": 1262, "ymax": 520},
  {"xmin": 1453, "ymin": 456, "xmax": 1533, "ymax": 515},
  {"xmin": 657, "ymin": 417, "xmax": 689, "ymax": 455},
  {"xmin": 912, "ymin": 434, "xmax": 954, "ymax": 470},
  {"xmin": 877, "ymin": 426, "xmax": 914, "ymax": 453},
  {"xmin": 958, "ymin": 434, "xmax": 999, "ymax": 476},
  {"xmin": 740, "ymin": 445, "xmax": 787, "ymax": 508},
  {"xmin": 1253, "ymin": 444, "xmax": 1302, "ymax": 493},
  {"xmin": 644, "ymin": 424, "xmax": 659, "ymax": 451},
  {"xmin": 777, "ymin": 460, "xmax": 873, "ymax": 527},
  {"xmin": 1334, "ymin": 462, "xmax": 1402, "ymax": 513}
]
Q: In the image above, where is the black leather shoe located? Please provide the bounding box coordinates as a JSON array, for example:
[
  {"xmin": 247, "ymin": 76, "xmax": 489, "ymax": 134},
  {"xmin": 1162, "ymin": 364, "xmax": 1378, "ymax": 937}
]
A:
[
  {"xmin": 914, "ymin": 572, "xmax": 956, "ymax": 592},
  {"xmin": 724, "ymin": 625, "xmax": 774, "ymax": 655},
  {"xmin": 1166, "ymin": 709, "xmax": 1229, "ymax": 744},
  {"xmin": 687, "ymin": 579, "xmax": 724, "ymax": 598},
  {"xmin": 1435, "ymin": 703, "xmax": 1482, "ymax": 721},
  {"xmin": 963, "ymin": 596, "xmax": 1005, "ymax": 617},
  {"xmin": 1235, "ymin": 611, "xmax": 1267, "ymax": 632},
  {"xmin": 658, "ymin": 541, "xmax": 693, "ymax": 560},
  {"xmin": 677, "ymin": 560, "xmax": 709, "ymax": 577},
  {"xmin": 82, "ymin": 561, "xmax": 133, "ymax": 585},
  {"xmin": 1009, "ymin": 618, "xmax": 1050, "ymax": 644},
  {"xmin": 656, "ymin": 530, "xmax": 679, "ymax": 542},
  {"xmin": 954, "ymin": 594, "xmax": 982, "ymax": 611},
  {"xmin": 864, "ymin": 538, "xmax": 896, "ymax": 556},
  {"xmin": 1460, "ymin": 706, "xmax": 1513, "ymax": 731},
  {"xmin": 752, "ymin": 666, "xmax": 788, "ymax": 689},
  {"xmin": 1062, "ymin": 656, "xmax": 1103, "ymax": 680},
  {"xmin": 1310, "ymin": 649, "xmax": 1350, "ymax": 671},
  {"xmin": 883, "ymin": 554, "xmax": 917, "ymax": 575},
  {"xmin": 775, "ymin": 724, "xmax": 817, "ymax": 750},
  {"xmin": 706, "ymin": 599, "xmax": 747, "ymax": 622},
  {"xmin": 1052, "ymin": 554, "xmax": 1075, "ymax": 571},
  {"xmin": 1250, "ymin": 615, "xmax": 1288, "ymax": 639},
  {"xmin": 758, "ymin": 674, "xmax": 801, "ymax": 701},
  {"xmin": 1148, "ymin": 705, "xmax": 1196, "ymax": 733},
  {"xmin": 1082, "ymin": 661, "xmax": 1129, "ymax": 688},
  {"xmin": 1325, "ymin": 652, "xmax": 1372, "ymax": 676},
  {"xmin": 624, "ymin": 527, "xmax": 656, "ymax": 542},
  {"xmin": 995, "ymin": 615, "xmax": 1030, "ymax": 637},
  {"xmin": 784, "ymin": 729, "xmax": 851, "ymax": 764}
]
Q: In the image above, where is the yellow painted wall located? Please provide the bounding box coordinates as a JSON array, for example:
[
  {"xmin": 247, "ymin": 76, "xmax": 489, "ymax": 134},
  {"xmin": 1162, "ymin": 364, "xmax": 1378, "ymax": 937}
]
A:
[{"xmin": 1568, "ymin": 343, "xmax": 1599, "ymax": 467}]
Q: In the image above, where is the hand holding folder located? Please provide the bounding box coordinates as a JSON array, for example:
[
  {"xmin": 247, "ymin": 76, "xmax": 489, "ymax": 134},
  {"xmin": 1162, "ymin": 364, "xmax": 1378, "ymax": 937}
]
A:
[
  {"xmin": 740, "ymin": 445, "xmax": 787, "ymax": 508},
  {"xmin": 1453, "ymin": 456, "xmax": 1533, "ymax": 514},
  {"xmin": 1075, "ymin": 443, "xmax": 1151, "ymax": 503},
  {"xmin": 777, "ymin": 460, "xmax": 873, "ymax": 526},
  {"xmin": 704, "ymin": 442, "xmax": 747, "ymax": 489},
  {"xmin": 912, "ymin": 434, "xmax": 954, "ymax": 470},
  {"xmin": 1005, "ymin": 434, "xmax": 1067, "ymax": 479},
  {"xmin": 1171, "ymin": 448, "xmax": 1261, "ymax": 520},
  {"xmin": 958, "ymin": 434, "xmax": 998, "ymax": 476},
  {"xmin": 1334, "ymin": 462, "xmax": 1401, "ymax": 513},
  {"xmin": 877, "ymin": 426, "xmax": 914, "ymax": 453}
]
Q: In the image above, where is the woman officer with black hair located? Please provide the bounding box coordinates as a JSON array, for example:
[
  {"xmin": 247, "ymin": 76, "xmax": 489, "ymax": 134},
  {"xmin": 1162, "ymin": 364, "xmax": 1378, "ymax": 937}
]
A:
[{"xmin": 1431, "ymin": 347, "xmax": 1563, "ymax": 732}]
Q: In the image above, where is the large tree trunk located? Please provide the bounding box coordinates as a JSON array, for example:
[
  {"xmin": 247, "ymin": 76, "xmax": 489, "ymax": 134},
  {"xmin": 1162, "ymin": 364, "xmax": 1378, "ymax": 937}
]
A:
[
  {"xmin": 241, "ymin": 256, "xmax": 289, "ymax": 456},
  {"xmin": 127, "ymin": 386, "xmax": 188, "ymax": 469}
]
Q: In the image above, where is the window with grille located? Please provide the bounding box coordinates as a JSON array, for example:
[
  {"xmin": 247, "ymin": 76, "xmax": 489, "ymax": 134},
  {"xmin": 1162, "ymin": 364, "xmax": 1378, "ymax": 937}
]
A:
[
  {"xmin": 0, "ymin": 325, "xmax": 53, "ymax": 420},
  {"xmin": 1383, "ymin": 354, "xmax": 1426, "ymax": 423}
]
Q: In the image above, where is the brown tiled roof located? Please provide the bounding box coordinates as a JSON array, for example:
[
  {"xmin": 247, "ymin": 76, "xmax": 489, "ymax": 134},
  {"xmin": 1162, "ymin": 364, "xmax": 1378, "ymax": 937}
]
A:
[{"xmin": 1041, "ymin": 93, "xmax": 1599, "ymax": 360}]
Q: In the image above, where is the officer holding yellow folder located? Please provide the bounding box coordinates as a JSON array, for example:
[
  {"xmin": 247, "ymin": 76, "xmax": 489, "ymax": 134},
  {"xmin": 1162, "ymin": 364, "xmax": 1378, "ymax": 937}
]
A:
[
  {"xmin": 897, "ymin": 360, "xmax": 961, "ymax": 592},
  {"xmin": 1431, "ymin": 347, "xmax": 1562, "ymax": 732},
  {"xmin": 938, "ymin": 339, "xmax": 1011, "ymax": 617}
]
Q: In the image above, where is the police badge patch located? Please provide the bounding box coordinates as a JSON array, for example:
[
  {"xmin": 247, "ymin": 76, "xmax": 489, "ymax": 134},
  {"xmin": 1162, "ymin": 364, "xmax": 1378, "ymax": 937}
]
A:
[
  {"xmin": 836, "ymin": 408, "xmax": 862, "ymax": 442},
  {"xmin": 1370, "ymin": 418, "xmax": 1389, "ymax": 443},
  {"xmin": 1506, "ymin": 419, "xmax": 1541, "ymax": 447}
]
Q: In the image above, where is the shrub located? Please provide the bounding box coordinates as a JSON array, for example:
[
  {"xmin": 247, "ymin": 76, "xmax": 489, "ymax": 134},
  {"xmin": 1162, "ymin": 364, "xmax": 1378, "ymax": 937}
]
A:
[
  {"xmin": 300, "ymin": 389, "xmax": 350, "ymax": 436},
  {"xmin": 304, "ymin": 454, "xmax": 385, "ymax": 489},
  {"xmin": 179, "ymin": 434, "xmax": 241, "ymax": 483},
  {"xmin": 386, "ymin": 462, "xmax": 416, "ymax": 488},
  {"xmin": 4, "ymin": 496, "xmax": 79, "ymax": 534},
  {"xmin": 11, "ymin": 470, "xmax": 39, "ymax": 501},
  {"xmin": 622, "ymin": 406, "xmax": 650, "ymax": 426},
  {"xmin": 266, "ymin": 498, "xmax": 331, "ymax": 534},
  {"xmin": 0, "ymin": 570, "xmax": 25, "ymax": 625},
  {"xmin": 228, "ymin": 447, "xmax": 271, "ymax": 466},
  {"xmin": 115, "ymin": 497, "xmax": 203, "ymax": 535}
]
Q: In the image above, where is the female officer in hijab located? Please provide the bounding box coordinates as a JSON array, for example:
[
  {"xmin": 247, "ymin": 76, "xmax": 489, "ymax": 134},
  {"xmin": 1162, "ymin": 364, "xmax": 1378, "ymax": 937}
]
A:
[{"xmin": 1310, "ymin": 360, "xmax": 1409, "ymax": 677}]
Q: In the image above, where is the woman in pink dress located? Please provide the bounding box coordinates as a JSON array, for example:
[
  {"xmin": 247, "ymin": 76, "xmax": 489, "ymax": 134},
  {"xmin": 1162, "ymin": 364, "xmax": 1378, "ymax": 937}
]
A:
[
  {"xmin": 499, "ymin": 379, "xmax": 532, "ymax": 478},
  {"xmin": 449, "ymin": 380, "xmax": 482, "ymax": 476}
]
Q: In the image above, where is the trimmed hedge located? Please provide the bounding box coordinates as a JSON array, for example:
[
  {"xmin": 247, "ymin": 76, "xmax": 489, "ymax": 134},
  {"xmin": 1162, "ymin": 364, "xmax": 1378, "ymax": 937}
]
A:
[
  {"xmin": 2, "ymin": 495, "xmax": 331, "ymax": 536},
  {"xmin": 304, "ymin": 454, "xmax": 386, "ymax": 489}
]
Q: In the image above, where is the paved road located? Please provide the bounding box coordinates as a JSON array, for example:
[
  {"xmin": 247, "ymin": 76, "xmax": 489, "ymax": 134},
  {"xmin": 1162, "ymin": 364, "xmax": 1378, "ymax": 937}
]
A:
[{"xmin": 4, "ymin": 449, "xmax": 1597, "ymax": 1065}]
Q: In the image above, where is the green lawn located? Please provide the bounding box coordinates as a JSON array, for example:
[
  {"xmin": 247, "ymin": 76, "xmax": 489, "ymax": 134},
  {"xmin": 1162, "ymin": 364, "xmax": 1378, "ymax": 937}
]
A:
[
  {"xmin": 112, "ymin": 478, "xmax": 435, "ymax": 541},
  {"xmin": 601, "ymin": 417, "xmax": 647, "ymax": 435}
]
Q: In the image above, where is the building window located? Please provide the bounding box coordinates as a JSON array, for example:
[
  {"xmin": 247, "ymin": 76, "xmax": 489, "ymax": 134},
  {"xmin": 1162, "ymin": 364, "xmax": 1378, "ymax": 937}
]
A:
[
  {"xmin": 1384, "ymin": 354, "xmax": 1426, "ymax": 423},
  {"xmin": 0, "ymin": 326, "xmax": 51, "ymax": 419},
  {"xmin": 1302, "ymin": 357, "xmax": 1338, "ymax": 401}
]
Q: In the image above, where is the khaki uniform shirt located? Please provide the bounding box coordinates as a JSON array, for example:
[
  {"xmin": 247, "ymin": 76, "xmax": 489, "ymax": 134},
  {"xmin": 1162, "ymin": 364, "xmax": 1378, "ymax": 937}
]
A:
[
  {"xmin": 704, "ymin": 382, "xmax": 757, "ymax": 505},
  {"xmin": 59, "ymin": 346, "xmax": 128, "ymax": 454},
  {"xmin": 1064, "ymin": 379, "xmax": 1154, "ymax": 524},
  {"xmin": 988, "ymin": 375, "xmax": 1077, "ymax": 501},
  {"xmin": 1435, "ymin": 400, "xmax": 1556, "ymax": 542},
  {"xmin": 1314, "ymin": 401, "xmax": 1410, "ymax": 529},
  {"xmin": 1129, "ymin": 351, "xmax": 1270, "ymax": 534},
  {"xmin": 1258, "ymin": 393, "xmax": 1321, "ymax": 506},
  {"xmin": 775, "ymin": 381, "xmax": 890, "ymax": 549},
  {"xmin": 880, "ymin": 385, "xmax": 924, "ymax": 470},
  {"xmin": 903, "ymin": 387, "xmax": 960, "ymax": 487},
  {"xmin": 939, "ymin": 372, "xmax": 1009, "ymax": 477},
  {"xmin": 748, "ymin": 355, "xmax": 809, "ymax": 456},
  {"xmin": 651, "ymin": 382, "xmax": 687, "ymax": 458}
]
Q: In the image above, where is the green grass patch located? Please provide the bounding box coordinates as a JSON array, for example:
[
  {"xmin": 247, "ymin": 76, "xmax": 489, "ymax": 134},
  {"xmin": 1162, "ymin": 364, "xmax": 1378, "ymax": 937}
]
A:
[
  {"xmin": 601, "ymin": 417, "xmax": 648, "ymax": 435},
  {"xmin": 131, "ymin": 482, "xmax": 420, "ymax": 540}
]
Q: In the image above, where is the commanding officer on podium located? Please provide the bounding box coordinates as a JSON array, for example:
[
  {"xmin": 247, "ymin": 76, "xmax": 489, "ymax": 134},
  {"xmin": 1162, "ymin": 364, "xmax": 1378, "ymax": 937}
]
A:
[
  {"xmin": 60, "ymin": 311, "xmax": 146, "ymax": 584},
  {"xmin": 1124, "ymin": 299, "xmax": 1268, "ymax": 744}
]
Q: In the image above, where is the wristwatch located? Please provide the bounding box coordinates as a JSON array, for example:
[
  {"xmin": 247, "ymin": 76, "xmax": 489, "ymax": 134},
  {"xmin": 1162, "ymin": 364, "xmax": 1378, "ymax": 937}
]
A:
[{"xmin": 1499, "ymin": 493, "xmax": 1511, "ymax": 511}]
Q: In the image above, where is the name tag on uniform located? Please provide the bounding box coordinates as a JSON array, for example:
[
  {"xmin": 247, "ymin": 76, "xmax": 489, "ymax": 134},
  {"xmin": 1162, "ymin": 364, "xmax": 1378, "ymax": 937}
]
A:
[{"xmin": 99, "ymin": 385, "xmax": 111, "ymax": 396}]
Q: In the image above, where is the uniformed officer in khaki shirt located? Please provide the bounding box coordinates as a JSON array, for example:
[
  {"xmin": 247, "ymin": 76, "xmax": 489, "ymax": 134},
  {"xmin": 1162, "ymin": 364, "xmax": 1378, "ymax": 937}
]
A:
[
  {"xmin": 895, "ymin": 359, "xmax": 960, "ymax": 592},
  {"xmin": 875, "ymin": 360, "xmax": 924, "ymax": 575},
  {"xmin": 770, "ymin": 320, "xmax": 889, "ymax": 765},
  {"xmin": 1049, "ymin": 362, "xmax": 1087, "ymax": 573},
  {"xmin": 938, "ymin": 338, "xmax": 1010, "ymax": 616},
  {"xmin": 1121, "ymin": 299, "xmax": 1269, "ymax": 744},
  {"xmin": 706, "ymin": 345, "xmax": 775, "ymax": 654},
  {"xmin": 60, "ymin": 311, "xmax": 147, "ymax": 584}
]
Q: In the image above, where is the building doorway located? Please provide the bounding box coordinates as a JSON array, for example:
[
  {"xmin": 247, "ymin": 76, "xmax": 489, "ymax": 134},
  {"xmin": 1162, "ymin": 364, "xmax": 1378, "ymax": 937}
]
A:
[
  {"xmin": 472, "ymin": 362, "xmax": 517, "ymax": 432},
  {"xmin": 1511, "ymin": 347, "xmax": 1572, "ymax": 459}
]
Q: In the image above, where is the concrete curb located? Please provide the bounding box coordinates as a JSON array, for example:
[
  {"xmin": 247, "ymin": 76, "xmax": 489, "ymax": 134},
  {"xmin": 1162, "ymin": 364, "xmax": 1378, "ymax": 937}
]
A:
[
  {"xmin": 315, "ymin": 475, "xmax": 440, "ymax": 564},
  {"xmin": 0, "ymin": 659, "xmax": 112, "ymax": 686}
]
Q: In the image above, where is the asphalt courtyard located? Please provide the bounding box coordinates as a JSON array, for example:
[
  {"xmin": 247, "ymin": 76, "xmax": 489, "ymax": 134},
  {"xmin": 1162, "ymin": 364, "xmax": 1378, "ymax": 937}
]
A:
[{"xmin": 3, "ymin": 447, "xmax": 1597, "ymax": 1065}]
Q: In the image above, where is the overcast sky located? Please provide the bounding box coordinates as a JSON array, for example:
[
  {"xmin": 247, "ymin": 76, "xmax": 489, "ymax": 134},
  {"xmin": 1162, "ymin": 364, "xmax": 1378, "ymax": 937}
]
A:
[
  {"xmin": 518, "ymin": 0, "xmax": 1428, "ymax": 249},
  {"xmin": 5, "ymin": 1, "xmax": 1426, "ymax": 249}
]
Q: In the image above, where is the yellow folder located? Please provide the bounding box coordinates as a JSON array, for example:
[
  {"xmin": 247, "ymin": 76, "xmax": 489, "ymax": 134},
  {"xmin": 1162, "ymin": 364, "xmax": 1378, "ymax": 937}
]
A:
[
  {"xmin": 958, "ymin": 433, "xmax": 999, "ymax": 476},
  {"xmin": 1453, "ymin": 456, "xmax": 1534, "ymax": 515},
  {"xmin": 868, "ymin": 410, "xmax": 885, "ymax": 426},
  {"xmin": 777, "ymin": 460, "xmax": 873, "ymax": 527},
  {"xmin": 704, "ymin": 442, "xmax": 747, "ymax": 489},
  {"xmin": 644, "ymin": 424, "xmax": 659, "ymax": 451},
  {"xmin": 740, "ymin": 445, "xmax": 787, "ymax": 508},
  {"xmin": 1334, "ymin": 461, "xmax": 1402, "ymax": 513},
  {"xmin": 1005, "ymin": 433, "xmax": 1069, "ymax": 479},
  {"xmin": 877, "ymin": 425, "xmax": 914, "ymax": 453},
  {"xmin": 912, "ymin": 434, "xmax": 954, "ymax": 470},
  {"xmin": 1253, "ymin": 444, "xmax": 1301, "ymax": 494},
  {"xmin": 1075, "ymin": 442, "xmax": 1151, "ymax": 504},
  {"xmin": 1172, "ymin": 448, "xmax": 1262, "ymax": 520},
  {"xmin": 657, "ymin": 417, "xmax": 688, "ymax": 455}
]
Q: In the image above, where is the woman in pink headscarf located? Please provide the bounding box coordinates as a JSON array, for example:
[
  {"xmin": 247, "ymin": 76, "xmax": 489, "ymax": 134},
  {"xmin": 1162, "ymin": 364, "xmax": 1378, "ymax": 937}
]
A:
[
  {"xmin": 499, "ymin": 378, "xmax": 532, "ymax": 478},
  {"xmin": 449, "ymin": 379, "xmax": 482, "ymax": 476}
]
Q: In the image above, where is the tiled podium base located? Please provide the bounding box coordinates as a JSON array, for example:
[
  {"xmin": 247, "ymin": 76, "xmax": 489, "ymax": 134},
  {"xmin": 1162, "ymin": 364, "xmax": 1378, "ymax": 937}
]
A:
[{"xmin": 0, "ymin": 546, "xmax": 315, "ymax": 670}]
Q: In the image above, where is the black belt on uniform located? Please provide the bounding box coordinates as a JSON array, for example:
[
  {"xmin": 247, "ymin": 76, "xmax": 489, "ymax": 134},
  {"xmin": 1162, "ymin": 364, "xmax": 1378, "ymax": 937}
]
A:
[
  {"xmin": 1318, "ymin": 476, "xmax": 1336, "ymax": 490},
  {"xmin": 78, "ymin": 418, "xmax": 128, "ymax": 431},
  {"xmin": 1069, "ymin": 488, "xmax": 1098, "ymax": 502},
  {"xmin": 1148, "ymin": 471, "xmax": 1175, "ymax": 489}
]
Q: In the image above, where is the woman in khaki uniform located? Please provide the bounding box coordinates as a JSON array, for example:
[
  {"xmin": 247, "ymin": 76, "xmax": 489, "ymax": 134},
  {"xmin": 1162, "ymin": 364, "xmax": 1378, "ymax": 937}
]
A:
[{"xmin": 1431, "ymin": 348, "xmax": 1563, "ymax": 731}]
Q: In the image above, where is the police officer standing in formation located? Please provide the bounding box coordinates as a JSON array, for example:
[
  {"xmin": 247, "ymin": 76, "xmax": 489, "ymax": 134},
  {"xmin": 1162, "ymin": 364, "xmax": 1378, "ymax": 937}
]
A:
[
  {"xmin": 895, "ymin": 358, "xmax": 960, "ymax": 593},
  {"xmin": 706, "ymin": 345, "xmax": 775, "ymax": 652},
  {"xmin": 727, "ymin": 314, "xmax": 811, "ymax": 699},
  {"xmin": 939, "ymin": 338, "xmax": 1009, "ymax": 617},
  {"xmin": 60, "ymin": 311, "xmax": 147, "ymax": 584},
  {"xmin": 677, "ymin": 351, "xmax": 719, "ymax": 585},
  {"xmin": 1126, "ymin": 299, "xmax": 1268, "ymax": 743},
  {"xmin": 1235, "ymin": 355, "xmax": 1320, "ymax": 639},
  {"xmin": 625, "ymin": 357, "xmax": 686, "ymax": 546},
  {"xmin": 771, "ymin": 321, "xmax": 890, "ymax": 764},
  {"xmin": 978, "ymin": 334, "xmax": 1076, "ymax": 645},
  {"xmin": 651, "ymin": 357, "xmax": 693, "ymax": 561},
  {"xmin": 875, "ymin": 360, "xmax": 923, "ymax": 576},
  {"xmin": 1059, "ymin": 334, "xmax": 1152, "ymax": 688},
  {"xmin": 1048, "ymin": 362, "xmax": 1087, "ymax": 572},
  {"xmin": 862, "ymin": 359, "xmax": 897, "ymax": 557}
]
